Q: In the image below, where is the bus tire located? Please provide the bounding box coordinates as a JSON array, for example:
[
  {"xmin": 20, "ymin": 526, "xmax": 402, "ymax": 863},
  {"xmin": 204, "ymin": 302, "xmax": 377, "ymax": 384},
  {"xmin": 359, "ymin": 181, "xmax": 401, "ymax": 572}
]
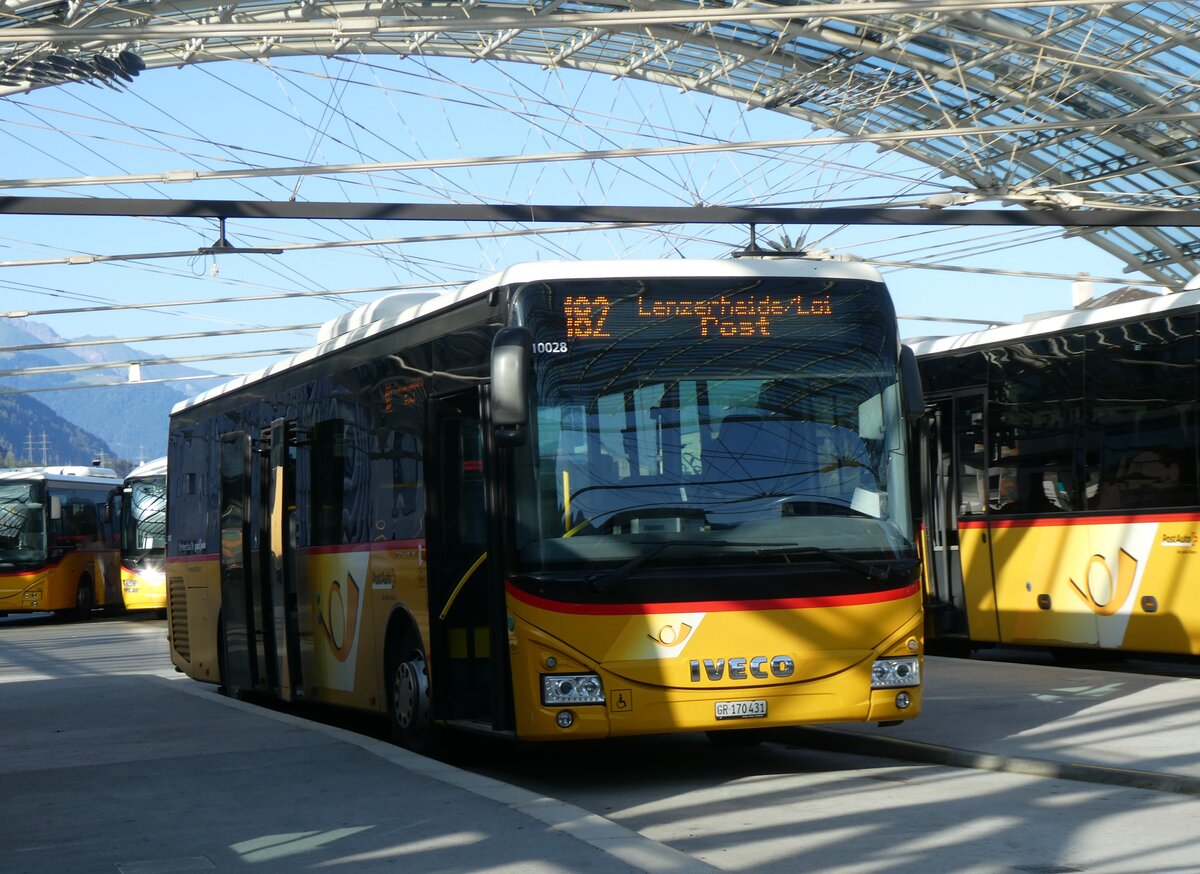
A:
[
  {"xmin": 73, "ymin": 575, "xmax": 96, "ymax": 618},
  {"xmin": 386, "ymin": 629, "xmax": 438, "ymax": 755}
]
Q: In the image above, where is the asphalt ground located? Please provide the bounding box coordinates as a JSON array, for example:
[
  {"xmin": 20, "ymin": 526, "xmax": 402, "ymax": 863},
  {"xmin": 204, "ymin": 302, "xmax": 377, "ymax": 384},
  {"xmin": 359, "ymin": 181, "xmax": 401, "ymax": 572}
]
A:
[
  {"xmin": 811, "ymin": 652, "xmax": 1200, "ymax": 796},
  {"xmin": 4, "ymin": 616, "xmax": 1200, "ymax": 873}
]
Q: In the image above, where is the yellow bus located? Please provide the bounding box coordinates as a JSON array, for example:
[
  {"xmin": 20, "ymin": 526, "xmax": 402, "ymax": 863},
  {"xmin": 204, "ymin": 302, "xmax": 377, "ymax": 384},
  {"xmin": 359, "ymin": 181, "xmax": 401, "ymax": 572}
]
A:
[
  {"xmin": 117, "ymin": 456, "xmax": 168, "ymax": 614},
  {"xmin": 0, "ymin": 466, "xmax": 122, "ymax": 617},
  {"xmin": 913, "ymin": 284, "xmax": 1200, "ymax": 657},
  {"xmin": 166, "ymin": 258, "xmax": 926, "ymax": 752}
]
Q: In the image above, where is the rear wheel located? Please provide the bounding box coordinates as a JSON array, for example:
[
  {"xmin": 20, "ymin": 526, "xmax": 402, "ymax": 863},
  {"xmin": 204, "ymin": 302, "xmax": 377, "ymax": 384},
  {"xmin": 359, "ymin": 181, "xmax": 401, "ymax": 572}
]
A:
[{"xmin": 387, "ymin": 631, "xmax": 439, "ymax": 755}]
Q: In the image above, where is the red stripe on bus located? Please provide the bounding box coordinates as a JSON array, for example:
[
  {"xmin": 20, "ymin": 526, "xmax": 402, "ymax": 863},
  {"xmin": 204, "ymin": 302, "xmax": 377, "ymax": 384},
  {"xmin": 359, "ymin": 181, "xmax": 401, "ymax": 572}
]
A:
[
  {"xmin": 165, "ymin": 540, "xmax": 426, "ymax": 563},
  {"xmin": 0, "ymin": 551, "xmax": 111, "ymax": 577},
  {"xmin": 958, "ymin": 511, "xmax": 1200, "ymax": 530},
  {"xmin": 505, "ymin": 580, "xmax": 919, "ymax": 615},
  {"xmin": 299, "ymin": 539, "xmax": 425, "ymax": 556}
]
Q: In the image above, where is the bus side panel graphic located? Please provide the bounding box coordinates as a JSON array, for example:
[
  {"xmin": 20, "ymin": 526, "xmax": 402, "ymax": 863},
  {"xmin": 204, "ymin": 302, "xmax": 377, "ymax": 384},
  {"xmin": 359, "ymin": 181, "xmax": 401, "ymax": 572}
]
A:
[{"xmin": 985, "ymin": 518, "xmax": 1197, "ymax": 653}]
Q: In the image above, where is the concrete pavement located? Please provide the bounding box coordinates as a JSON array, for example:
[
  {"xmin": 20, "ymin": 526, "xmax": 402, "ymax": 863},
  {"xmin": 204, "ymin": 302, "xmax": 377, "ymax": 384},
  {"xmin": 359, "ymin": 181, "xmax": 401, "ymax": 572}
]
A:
[
  {"xmin": 810, "ymin": 653, "xmax": 1200, "ymax": 795},
  {"xmin": 5, "ymin": 615, "xmax": 1200, "ymax": 873},
  {"xmin": 1, "ymin": 669, "xmax": 712, "ymax": 874}
]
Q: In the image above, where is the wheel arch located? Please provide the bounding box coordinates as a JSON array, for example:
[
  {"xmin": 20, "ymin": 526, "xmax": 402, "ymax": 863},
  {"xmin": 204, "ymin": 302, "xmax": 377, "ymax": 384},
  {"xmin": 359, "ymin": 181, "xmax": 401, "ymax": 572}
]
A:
[{"xmin": 383, "ymin": 604, "xmax": 427, "ymax": 673}]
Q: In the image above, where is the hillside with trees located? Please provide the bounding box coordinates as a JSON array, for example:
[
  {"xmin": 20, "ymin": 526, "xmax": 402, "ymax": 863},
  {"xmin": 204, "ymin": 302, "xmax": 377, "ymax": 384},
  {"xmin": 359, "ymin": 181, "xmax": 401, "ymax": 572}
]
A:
[{"xmin": 0, "ymin": 318, "xmax": 217, "ymax": 468}]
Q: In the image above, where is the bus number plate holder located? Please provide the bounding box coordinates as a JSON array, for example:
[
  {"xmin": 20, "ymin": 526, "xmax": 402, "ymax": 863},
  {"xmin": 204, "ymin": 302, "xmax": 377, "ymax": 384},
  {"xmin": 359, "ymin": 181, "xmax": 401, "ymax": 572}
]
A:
[{"xmin": 715, "ymin": 699, "xmax": 767, "ymax": 720}]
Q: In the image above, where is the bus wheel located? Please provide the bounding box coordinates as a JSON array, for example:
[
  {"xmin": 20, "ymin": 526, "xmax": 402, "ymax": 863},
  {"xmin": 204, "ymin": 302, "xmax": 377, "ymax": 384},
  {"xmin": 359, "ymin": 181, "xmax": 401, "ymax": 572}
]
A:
[
  {"xmin": 387, "ymin": 635, "xmax": 437, "ymax": 754},
  {"xmin": 73, "ymin": 576, "xmax": 96, "ymax": 618}
]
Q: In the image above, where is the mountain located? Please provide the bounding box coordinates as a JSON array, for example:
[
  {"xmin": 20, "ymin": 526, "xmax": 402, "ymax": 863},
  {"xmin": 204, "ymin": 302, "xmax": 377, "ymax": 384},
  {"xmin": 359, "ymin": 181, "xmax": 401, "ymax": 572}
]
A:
[
  {"xmin": 0, "ymin": 318, "xmax": 217, "ymax": 467},
  {"xmin": 0, "ymin": 392, "xmax": 118, "ymax": 469}
]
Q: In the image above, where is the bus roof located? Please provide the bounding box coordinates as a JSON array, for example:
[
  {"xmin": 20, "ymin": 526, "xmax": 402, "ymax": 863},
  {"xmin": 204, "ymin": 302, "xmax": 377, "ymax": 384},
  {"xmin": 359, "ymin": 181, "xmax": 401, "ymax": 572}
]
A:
[
  {"xmin": 174, "ymin": 257, "xmax": 885, "ymax": 416},
  {"xmin": 126, "ymin": 457, "xmax": 167, "ymax": 481},
  {"xmin": 907, "ymin": 285, "xmax": 1200, "ymax": 359},
  {"xmin": 0, "ymin": 466, "xmax": 120, "ymax": 484}
]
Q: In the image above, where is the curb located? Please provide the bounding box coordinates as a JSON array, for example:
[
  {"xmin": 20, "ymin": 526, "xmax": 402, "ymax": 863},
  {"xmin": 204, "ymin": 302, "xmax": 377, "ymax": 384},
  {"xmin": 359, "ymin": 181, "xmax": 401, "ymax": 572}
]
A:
[
  {"xmin": 789, "ymin": 726, "xmax": 1200, "ymax": 796},
  {"xmin": 158, "ymin": 676, "xmax": 718, "ymax": 873}
]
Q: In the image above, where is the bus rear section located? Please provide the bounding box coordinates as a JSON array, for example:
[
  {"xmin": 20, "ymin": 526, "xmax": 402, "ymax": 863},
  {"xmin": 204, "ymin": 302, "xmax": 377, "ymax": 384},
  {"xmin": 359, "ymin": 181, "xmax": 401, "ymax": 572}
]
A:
[
  {"xmin": 0, "ymin": 467, "xmax": 122, "ymax": 616},
  {"xmin": 914, "ymin": 289, "xmax": 1200, "ymax": 657},
  {"xmin": 164, "ymin": 258, "xmax": 925, "ymax": 751}
]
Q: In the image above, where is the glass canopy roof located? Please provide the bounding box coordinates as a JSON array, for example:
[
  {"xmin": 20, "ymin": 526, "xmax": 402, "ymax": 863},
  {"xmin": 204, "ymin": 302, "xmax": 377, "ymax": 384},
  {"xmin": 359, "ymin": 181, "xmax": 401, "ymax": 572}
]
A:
[{"xmin": 3, "ymin": 1, "xmax": 1199, "ymax": 283}]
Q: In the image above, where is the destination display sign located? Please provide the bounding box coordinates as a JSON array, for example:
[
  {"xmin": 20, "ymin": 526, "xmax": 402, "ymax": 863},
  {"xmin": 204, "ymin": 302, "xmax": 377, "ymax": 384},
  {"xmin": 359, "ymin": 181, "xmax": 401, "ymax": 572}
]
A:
[{"xmin": 561, "ymin": 291, "xmax": 834, "ymax": 340}]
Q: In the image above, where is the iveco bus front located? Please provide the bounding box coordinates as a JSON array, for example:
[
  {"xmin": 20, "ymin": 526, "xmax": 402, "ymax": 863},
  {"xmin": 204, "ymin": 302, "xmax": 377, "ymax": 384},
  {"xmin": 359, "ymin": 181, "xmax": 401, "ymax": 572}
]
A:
[{"xmin": 489, "ymin": 259, "xmax": 925, "ymax": 741}]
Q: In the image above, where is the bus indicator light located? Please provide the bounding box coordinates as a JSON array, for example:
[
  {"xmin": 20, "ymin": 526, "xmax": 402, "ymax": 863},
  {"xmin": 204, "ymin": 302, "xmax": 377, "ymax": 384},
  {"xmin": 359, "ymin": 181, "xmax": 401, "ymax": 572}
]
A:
[
  {"xmin": 871, "ymin": 657, "xmax": 921, "ymax": 688},
  {"xmin": 542, "ymin": 673, "xmax": 605, "ymax": 705}
]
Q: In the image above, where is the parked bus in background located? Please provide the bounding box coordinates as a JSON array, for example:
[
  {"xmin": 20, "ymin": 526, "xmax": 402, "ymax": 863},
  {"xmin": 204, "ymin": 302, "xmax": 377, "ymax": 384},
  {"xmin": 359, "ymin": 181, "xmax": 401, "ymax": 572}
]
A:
[
  {"xmin": 117, "ymin": 456, "xmax": 167, "ymax": 614},
  {"xmin": 166, "ymin": 257, "xmax": 925, "ymax": 753},
  {"xmin": 912, "ymin": 283, "xmax": 1200, "ymax": 658},
  {"xmin": 0, "ymin": 466, "xmax": 121, "ymax": 617}
]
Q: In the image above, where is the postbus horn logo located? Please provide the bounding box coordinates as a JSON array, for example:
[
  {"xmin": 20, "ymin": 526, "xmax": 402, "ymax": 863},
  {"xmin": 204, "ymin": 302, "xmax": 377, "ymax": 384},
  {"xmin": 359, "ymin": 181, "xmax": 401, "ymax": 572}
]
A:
[
  {"xmin": 317, "ymin": 572, "xmax": 361, "ymax": 661},
  {"xmin": 1068, "ymin": 548, "xmax": 1136, "ymax": 616}
]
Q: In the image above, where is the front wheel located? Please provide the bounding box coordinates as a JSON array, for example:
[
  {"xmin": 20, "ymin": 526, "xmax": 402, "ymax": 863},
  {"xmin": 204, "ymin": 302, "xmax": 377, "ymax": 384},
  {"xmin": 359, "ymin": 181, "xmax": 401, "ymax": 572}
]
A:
[
  {"xmin": 73, "ymin": 576, "xmax": 96, "ymax": 618},
  {"xmin": 387, "ymin": 635, "xmax": 439, "ymax": 755}
]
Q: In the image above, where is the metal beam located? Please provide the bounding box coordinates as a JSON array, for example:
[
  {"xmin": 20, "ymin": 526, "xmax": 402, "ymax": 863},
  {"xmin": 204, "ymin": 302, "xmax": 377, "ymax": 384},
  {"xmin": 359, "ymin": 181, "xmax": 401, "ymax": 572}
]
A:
[{"xmin": 0, "ymin": 197, "xmax": 1197, "ymax": 227}]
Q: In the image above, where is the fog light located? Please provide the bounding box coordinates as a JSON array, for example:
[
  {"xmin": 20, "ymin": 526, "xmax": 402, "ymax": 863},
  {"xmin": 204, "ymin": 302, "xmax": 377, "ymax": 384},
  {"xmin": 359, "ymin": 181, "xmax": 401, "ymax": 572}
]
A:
[
  {"xmin": 542, "ymin": 673, "xmax": 604, "ymax": 705},
  {"xmin": 871, "ymin": 657, "xmax": 921, "ymax": 688},
  {"xmin": 556, "ymin": 710, "xmax": 574, "ymax": 729},
  {"xmin": 896, "ymin": 691, "xmax": 912, "ymax": 710}
]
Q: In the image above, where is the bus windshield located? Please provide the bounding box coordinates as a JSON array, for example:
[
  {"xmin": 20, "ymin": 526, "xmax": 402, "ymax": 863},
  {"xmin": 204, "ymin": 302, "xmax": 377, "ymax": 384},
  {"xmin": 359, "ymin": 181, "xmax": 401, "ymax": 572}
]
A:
[
  {"xmin": 0, "ymin": 483, "xmax": 46, "ymax": 564},
  {"xmin": 124, "ymin": 479, "xmax": 167, "ymax": 559},
  {"xmin": 510, "ymin": 273, "xmax": 915, "ymax": 583}
]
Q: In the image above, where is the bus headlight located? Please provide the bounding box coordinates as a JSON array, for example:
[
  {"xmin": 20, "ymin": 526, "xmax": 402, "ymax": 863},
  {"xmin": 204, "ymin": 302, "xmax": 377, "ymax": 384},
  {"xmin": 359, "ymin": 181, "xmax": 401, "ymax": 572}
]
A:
[
  {"xmin": 871, "ymin": 657, "xmax": 921, "ymax": 688},
  {"xmin": 542, "ymin": 673, "xmax": 605, "ymax": 705}
]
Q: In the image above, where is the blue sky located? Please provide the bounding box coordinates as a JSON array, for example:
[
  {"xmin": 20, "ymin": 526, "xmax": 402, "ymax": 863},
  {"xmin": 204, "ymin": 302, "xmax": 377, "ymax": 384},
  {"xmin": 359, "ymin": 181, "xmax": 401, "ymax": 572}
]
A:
[{"xmin": 0, "ymin": 53, "xmax": 1143, "ymax": 383}]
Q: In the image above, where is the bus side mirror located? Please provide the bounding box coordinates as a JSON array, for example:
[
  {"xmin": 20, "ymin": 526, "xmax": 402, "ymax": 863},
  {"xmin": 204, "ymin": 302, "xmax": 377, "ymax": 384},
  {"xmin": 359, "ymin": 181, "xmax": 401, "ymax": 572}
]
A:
[
  {"xmin": 50, "ymin": 495, "xmax": 62, "ymax": 521},
  {"xmin": 491, "ymin": 327, "xmax": 533, "ymax": 447},
  {"xmin": 900, "ymin": 345, "xmax": 925, "ymax": 421}
]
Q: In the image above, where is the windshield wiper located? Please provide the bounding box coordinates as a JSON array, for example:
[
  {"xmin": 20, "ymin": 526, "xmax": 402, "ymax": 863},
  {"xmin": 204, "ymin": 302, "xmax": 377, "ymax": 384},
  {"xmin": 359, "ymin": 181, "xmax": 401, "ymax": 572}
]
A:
[
  {"xmin": 755, "ymin": 546, "xmax": 919, "ymax": 583},
  {"xmin": 587, "ymin": 540, "xmax": 723, "ymax": 593},
  {"xmin": 587, "ymin": 539, "xmax": 798, "ymax": 593},
  {"xmin": 584, "ymin": 541, "xmax": 917, "ymax": 594}
]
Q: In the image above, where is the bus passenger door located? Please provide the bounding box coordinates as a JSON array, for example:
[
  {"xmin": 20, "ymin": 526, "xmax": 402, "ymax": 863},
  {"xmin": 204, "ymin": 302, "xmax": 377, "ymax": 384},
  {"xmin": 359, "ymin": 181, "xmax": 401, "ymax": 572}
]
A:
[
  {"xmin": 925, "ymin": 393, "xmax": 999, "ymax": 645},
  {"xmin": 427, "ymin": 388, "xmax": 505, "ymax": 730},
  {"xmin": 218, "ymin": 433, "xmax": 258, "ymax": 696},
  {"xmin": 258, "ymin": 419, "xmax": 304, "ymax": 701}
]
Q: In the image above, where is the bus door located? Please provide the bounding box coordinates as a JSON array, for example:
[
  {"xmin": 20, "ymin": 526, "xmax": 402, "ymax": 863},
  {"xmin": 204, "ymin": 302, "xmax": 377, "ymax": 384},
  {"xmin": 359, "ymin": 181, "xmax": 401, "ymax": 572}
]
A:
[
  {"xmin": 218, "ymin": 433, "xmax": 258, "ymax": 696},
  {"xmin": 427, "ymin": 388, "xmax": 508, "ymax": 730},
  {"xmin": 925, "ymin": 393, "xmax": 998, "ymax": 643},
  {"xmin": 257, "ymin": 419, "xmax": 305, "ymax": 702}
]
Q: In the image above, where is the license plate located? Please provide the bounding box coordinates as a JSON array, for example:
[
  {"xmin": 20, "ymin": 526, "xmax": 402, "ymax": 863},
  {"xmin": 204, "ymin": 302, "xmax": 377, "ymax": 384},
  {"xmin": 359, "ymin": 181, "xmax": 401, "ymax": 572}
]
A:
[{"xmin": 715, "ymin": 699, "xmax": 767, "ymax": 720}]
